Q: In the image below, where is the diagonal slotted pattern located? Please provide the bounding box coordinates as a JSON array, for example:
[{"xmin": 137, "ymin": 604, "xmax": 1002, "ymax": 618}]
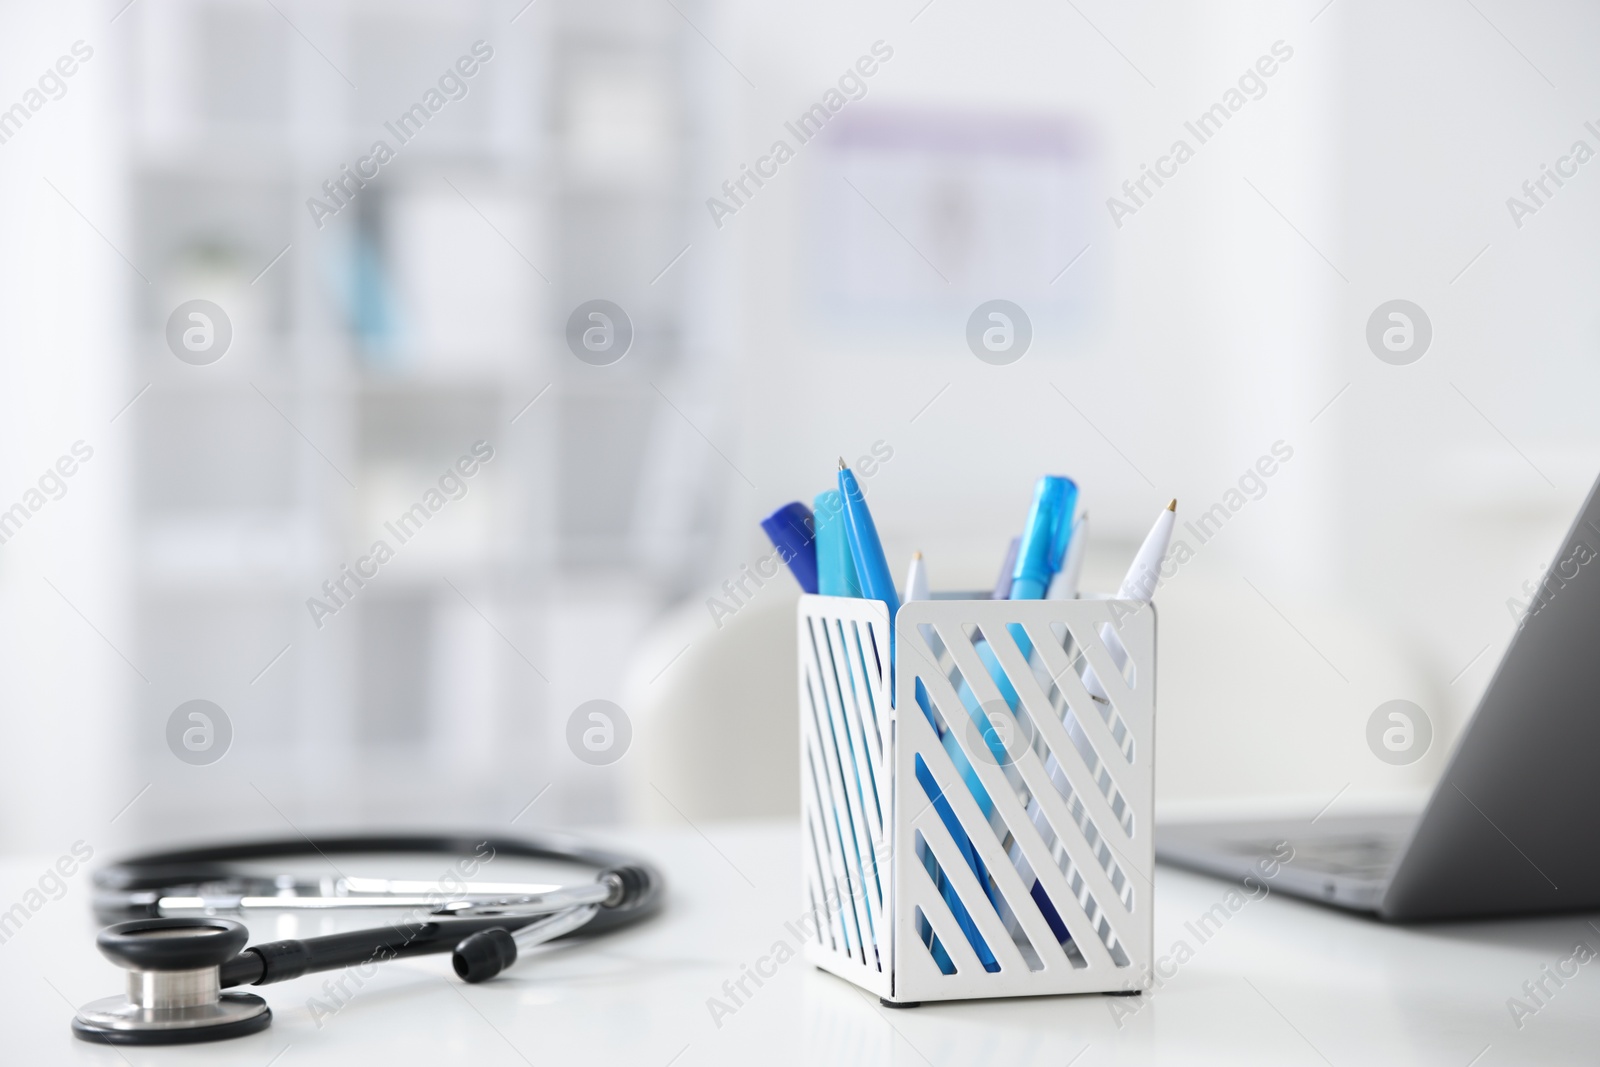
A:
[
  {"xmin": 799, "ymin": 593, "xmax": 1155, "ymax": 1004},
  {"xmin": 798, "ymin": 596, "xmax": 895, "ymax": 998}
]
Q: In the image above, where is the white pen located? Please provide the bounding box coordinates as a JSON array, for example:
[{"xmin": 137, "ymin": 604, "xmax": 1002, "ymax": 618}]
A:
[
  {"xmin": 904, "ymin": 550, "xmax": 928, "ymax": 603},
  {"xmin": 1046, "ymin": 511, "xmax": 1088, "ymax": 600},
  {"xmin": 1081, "ymin": 499, "xmax": 1175, "ymax": 698}
]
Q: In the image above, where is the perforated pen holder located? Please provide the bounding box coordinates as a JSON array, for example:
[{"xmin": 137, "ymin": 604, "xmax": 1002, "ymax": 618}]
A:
[{"xmin": 798, "ymin": 593, "xmax": 1156, "ymax": 1004}]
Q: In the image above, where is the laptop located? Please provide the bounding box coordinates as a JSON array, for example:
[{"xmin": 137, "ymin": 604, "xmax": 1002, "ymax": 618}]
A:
[{"xmin": 1155, "ymin": 472, "xmax": 1600, "ymax": 921}]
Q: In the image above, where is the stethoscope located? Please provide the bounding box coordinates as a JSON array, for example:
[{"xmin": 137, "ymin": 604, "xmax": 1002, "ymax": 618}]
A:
[{"xmin": 72, "ymin": 833, "xmax": 663, "ymax": 1045}]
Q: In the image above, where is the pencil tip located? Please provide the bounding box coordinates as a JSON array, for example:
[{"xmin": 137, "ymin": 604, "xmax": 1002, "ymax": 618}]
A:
[
  {"xmin": 1167, "ymin": 499, "xmax": 1177, "ymax": 511},
  {"xmin": 913, "ymin": 550, "xmax": 923, "ymax": 560}
]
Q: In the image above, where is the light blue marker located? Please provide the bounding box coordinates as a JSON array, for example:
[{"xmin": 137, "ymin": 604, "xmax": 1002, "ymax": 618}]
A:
[
  {"xmin": 813, "ymin": 490, "xmax": 862, "ymax": 598},
  {"xmin": 1010, "ymin": 476, "xmax": 1078, "ymax": 600}
]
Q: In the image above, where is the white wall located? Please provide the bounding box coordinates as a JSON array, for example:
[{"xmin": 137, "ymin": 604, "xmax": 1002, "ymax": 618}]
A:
[
  {"xmin": 0, "ymin": 0, "xmax": 130, "ymax": 851},
  {"xmin": 4, "ymin": 0, "xmax": 1598, "ymax": 851},
  {"xmin": 1335, "ymin": 0, "xmax": 1600, "ymax": 743},
  {"xmin": 694, "ymin": 0, "xmax": 1600, "ymax": 812}
]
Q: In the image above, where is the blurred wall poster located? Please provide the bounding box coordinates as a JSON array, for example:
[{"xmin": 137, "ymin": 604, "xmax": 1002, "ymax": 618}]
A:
[{"xmin": 808, "ymin": 110, "xmax": 1099, "ymax": 345}]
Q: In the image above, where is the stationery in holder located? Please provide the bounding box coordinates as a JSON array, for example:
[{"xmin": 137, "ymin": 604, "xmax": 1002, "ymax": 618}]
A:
[
  {"xmin": 813, "ymin": 490, "xmax": 863, "ymax": 598},
  {"xmin": 796, "ymin": 591, "xmax": 1156, "ymax": 1003}
]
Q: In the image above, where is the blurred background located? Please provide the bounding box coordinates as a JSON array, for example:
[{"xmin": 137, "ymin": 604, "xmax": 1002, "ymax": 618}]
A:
[{"xmin": 2, "ymin": 0, "xmax": 1597, "ymax": 855}]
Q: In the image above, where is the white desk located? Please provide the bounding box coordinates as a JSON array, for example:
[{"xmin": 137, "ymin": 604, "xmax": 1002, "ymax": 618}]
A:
[{"xmin": 3, "ymin": 821, "xmax": 1596, "ymax": 1065}]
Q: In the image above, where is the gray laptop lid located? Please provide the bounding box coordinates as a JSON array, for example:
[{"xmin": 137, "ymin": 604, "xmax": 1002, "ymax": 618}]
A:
[{"xmin": 1381, "ymin": 472, "xmax": 1600, "ymax": 921}]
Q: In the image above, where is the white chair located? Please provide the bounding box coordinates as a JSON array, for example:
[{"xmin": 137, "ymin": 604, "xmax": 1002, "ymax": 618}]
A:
[
  {"xmin": 622, "ymin": 587, "xmax": 801, "ymax": 823},
  {"xmin": 621, "ymin": 571, "xmax": 1446, "ymax": 823}
]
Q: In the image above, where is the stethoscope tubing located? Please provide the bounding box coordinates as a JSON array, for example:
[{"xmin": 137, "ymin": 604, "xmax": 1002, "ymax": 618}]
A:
[{"xmin": 92, "ymin": 832, "xmax": 664, "ymax": 987}]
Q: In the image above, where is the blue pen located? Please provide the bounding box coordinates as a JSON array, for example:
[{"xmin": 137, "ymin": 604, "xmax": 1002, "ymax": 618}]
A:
[
  {"xmin": 837, "ymin": 460, "xmax": 899, "ymax": 622},
  {"xmin": 995, "ymin": 477, "xmax": 1078, "ymax": 698},
  {"xmin": 760, "ymin": 502, "xmax": 818, "ymax": 594},
  {"xmin": 1006, "ymin": 475, "xmax": 1084, "ymax": 953},
  {"xmin": 947, "ymin": 478, "xmax": 1077, "ymax": 918}
]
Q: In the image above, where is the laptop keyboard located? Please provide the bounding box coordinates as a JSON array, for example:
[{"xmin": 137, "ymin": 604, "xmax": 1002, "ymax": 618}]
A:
[{"xmin": 1228, "ymin": 834, "xmax": 1401, "ymax": 880}]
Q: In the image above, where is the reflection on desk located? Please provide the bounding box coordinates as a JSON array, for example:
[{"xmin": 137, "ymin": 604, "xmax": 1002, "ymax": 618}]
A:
[{"xmin": 3, "ymin": 821, "xmax": 1598, "ymax": 1065}]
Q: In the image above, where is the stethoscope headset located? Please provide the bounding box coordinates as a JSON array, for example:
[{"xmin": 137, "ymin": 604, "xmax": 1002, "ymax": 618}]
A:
[{"xmin": 72, "ymin": 832, "xmax": 663, "ymax": 1045}]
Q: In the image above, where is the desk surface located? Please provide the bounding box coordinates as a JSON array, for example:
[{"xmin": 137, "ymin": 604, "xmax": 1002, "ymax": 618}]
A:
[{"xmin": 3, "ymin": 820, "xmax": 1597, "ymax": 1066}]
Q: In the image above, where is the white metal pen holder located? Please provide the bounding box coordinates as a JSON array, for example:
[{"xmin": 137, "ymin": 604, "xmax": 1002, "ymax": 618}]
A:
[{"xmin": 798, "ymin": 593, "xmax": 1155, "ymax": 1004}]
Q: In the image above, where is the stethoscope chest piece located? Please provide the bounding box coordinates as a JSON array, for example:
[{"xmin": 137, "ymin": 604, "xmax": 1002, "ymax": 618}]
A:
[{"xmin": 73, "ymin": 918, "xmax": 270, "ymax": 1045}]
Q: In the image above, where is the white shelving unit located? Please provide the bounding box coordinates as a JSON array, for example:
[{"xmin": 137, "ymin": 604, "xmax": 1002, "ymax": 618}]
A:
[
  {"xmin": 118, "ymin": 0, "xmax": 723, "ymax": 837},
  {"xmin": 124, "ymin": 0, "xmax": 557, "ymax": 835}
]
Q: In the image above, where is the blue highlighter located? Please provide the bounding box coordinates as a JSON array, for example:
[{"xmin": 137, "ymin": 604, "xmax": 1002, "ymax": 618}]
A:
[
  {"xmin": 812, "ymin": 490, "xmax": 862, "ymax": 597},
  {"xmin": 1010, "ymin": 476, "xmax": 1077, "ymax": 600},
  {"xmin": 982, "ymin": 475, "xmax": 1078, "ymax": 692},
  {"xmin": 1046, "ymin": 478, "xmax": 1081, "ymax": 576}
]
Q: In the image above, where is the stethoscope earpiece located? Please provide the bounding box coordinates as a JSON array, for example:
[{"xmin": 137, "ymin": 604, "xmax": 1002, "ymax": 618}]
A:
[{"xmin": 72, "ymin": 918, "xmax": 271, "ymax": 1045}]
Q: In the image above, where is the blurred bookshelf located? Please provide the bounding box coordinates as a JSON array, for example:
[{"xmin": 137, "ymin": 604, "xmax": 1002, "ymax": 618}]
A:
[
  {"xmin": 124, "ymin": 0, "xmax": 555, "ymax": 834},
  {"xmin": 118, "ymin": 0, "xmax": 720, "ymax": 837}
]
